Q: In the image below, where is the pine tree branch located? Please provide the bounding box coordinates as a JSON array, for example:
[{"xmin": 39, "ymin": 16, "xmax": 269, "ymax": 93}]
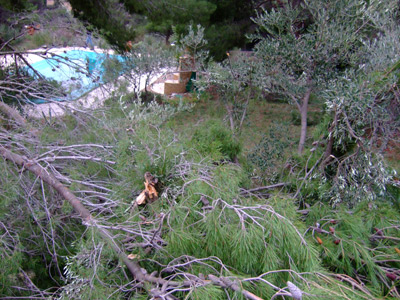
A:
[
  {"xmin": 4, "ymin": 44, "xmax": 44, "ymax": 80},
  {"xmin": 0, "ymin": 102, "xmax": 27, "ymax": 127},
  {"xmin": 209, "ymin": 275, "xmax": 264, "ymax": 300},
  {"xmin": 0, "ymin": 146, "xmax": 312, "ymax": 298},
  {"xmin": 0, "ymin": 145, "xmax": 186, "ymax": 288},
  {"xmin": 240, "ymin": 182, "xmax": 288, "ymax": 194},
  {"xmin": 0, "ymin": 101, "xmax": 38, "ymax": 136}
]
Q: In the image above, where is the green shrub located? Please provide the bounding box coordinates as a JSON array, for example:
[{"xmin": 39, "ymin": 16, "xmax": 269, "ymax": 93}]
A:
[
  {"xmin": 0, "ymin": 24, "xmax": 17, "ymax": 42},
  {"xmin": 191, "ymin": 119, "xmax": 241, "ymax": 161},
  {"xmin": 248, "ymin": 121, "xmax": 292, "ymax": 181},
  {"xmin": 26, "ymin": 32, "xmax": 53, "ymax": 48}
]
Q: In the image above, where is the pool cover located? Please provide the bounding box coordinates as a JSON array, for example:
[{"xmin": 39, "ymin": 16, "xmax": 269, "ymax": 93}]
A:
[{"xmin": 29, "ymin": 50, "xmax": 124, "ymax": 103}]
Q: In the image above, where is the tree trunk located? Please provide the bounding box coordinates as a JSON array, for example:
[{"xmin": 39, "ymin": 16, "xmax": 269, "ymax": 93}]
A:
[
  {"xmin": 165, "ymin": 29, "xmax": 172, "ymax": 45},
  {"xmin": 224, "ymin": 103, "xmax": 235, "ymax": 135},
  {"xmin": 297, "ymin": 87, "xmax": 312, "ymax": 154}
]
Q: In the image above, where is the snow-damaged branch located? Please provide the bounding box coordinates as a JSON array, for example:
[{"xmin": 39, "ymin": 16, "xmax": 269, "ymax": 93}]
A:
[
  {"xmin": 0, "ymin": 145, "xmax": 182, "ymax": 287},
  {"xmin": 240, "ymin": 182, "xmax": 289, "ymax": 195},
  {"xmin": 0, "ymin": 101, "xmax": 27, "ymax": 128},
  {"xmin": 215, "ymin": 199, "xmax": 308, "ymax": 246},
  {"xmin": 209, "ymin": 275, "xmax": 264, "ymax": 300},
  {"xmin": 37, "ymin": 155, "xmax": 116, "ymax": 165},
  {"xmin": 0, "ymin": 147, "xmax": 295, "ymax": 300}
]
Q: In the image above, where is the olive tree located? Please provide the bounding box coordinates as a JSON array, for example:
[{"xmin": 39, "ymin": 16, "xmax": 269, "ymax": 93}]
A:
[
  {"xmin": 120, "ymin": 36, "xmax": 175, "ymax": 97},
  {"xmin": 252, "ymin": 0, "xmax": 372, "ymax": 154},
  {"xmin": 318, "ymin": 0, "xmax": 400, "ymax": 205}
]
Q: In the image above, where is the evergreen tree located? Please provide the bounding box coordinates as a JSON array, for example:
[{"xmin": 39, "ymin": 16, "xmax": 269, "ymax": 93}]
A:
[
  {"xmin": 68, "ymin": 0, "xmax": 136, "ymax": 51},
  {"xmin": 123, "ymin": 0, "xmax": 217, "ymax": 44},
  {"xmin": 70, "ymin": 0, "xmax": 255, "ymax": 59}
]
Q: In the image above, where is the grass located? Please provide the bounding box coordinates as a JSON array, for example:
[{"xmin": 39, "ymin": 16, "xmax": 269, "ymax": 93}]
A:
[{"xmin": 167, "ymin": 91, "xmax": 323, "ymax": 154}]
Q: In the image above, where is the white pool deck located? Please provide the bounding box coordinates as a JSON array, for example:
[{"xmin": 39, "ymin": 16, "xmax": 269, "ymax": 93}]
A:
[{"xmin": 2, "ymin": 46, "xmax": 169, "ymax": 118}]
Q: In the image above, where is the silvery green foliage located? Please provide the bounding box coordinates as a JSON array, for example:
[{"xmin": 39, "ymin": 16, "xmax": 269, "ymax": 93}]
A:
[
  {"xmin": 55, "ymin": 257, "xmax": 88, "ymax": 300},
  {"xmin": 201, "ymin": 55, "xmax": 255, "ymax": 93},
  {"xmin": 251, "ymin": 0, "xmax": 375, "ymax": 99},
  {"xmin": 323, "ymin": 73, "xmax": 373, "ymax": 150},
  {"xmin": 362, "ymin": 19, "xmax": 400, "ymax": 73},
  {"xmin": 179, "ymin": 24, "xmax": 208, "ymax": 52},
  {"xmin": 358, "ymin": 0, "xmax": 399, "ymax": 34},
  {"xmin": 316, "ymin": 149, "xmax": 393, "ymax": 205},
  {"xmin": 119, "ymin": 96, "xmax": 193, "ymax": 126},
  {"xmin": 55, "ymin": 243, "xmax": 104, "ymax": 300},
  {"xmin": 322, "ymin": 74, "xmax": 396, "ymax": 204},
  {"xmin": 122, "ymin": 36, "xmax": 175, "ymax": 96},
  {"xmin": 174, "ymin": 24, "xmax": 210, "ymax": 71},
  {"xmin": 322, "ymin": 72, "xmax": 396, "ymax": 205},
  {"xmin": 195, "ymin": 52, "xmax": 257, "ymax": 134},
  {"xmin": 318, "ymin": 0, "xmax": 399, "ymax": 205}
]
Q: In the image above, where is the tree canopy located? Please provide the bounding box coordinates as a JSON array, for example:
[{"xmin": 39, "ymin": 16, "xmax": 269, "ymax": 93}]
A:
[
  {"xmin": 69, "ymin": 0, "xmax": 254, "ymax": 59},
  {"xmin": 68, "ymin": 0, "xmax": 136, "ymax": 50}
]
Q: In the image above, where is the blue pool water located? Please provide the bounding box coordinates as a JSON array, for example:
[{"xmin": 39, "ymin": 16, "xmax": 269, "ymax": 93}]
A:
[{"xmin": 29, "ymin": 50, "xmax": 124, "ymax": 102}]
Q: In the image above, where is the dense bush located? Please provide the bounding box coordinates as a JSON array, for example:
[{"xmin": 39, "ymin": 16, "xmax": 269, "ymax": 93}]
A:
[{"xmin": 191, "ymin": 119, "xmax": 242, "ymax": 161}]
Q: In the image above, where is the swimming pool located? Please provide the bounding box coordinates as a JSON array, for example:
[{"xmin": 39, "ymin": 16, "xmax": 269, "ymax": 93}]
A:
[{"xmin": 29, "ymin": 50, "xmax": 124, "ymax": 102}]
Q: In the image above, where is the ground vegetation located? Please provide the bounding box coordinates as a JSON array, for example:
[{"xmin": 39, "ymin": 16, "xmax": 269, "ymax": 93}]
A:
[{"xmin": 0, "ymin": 1, "xmax": 400, "ymax": 300}]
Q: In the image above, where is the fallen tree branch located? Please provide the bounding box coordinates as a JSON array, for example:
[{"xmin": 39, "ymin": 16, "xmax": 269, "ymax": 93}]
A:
[
  {"xmin": 5, "ymin": 44, "xmax": 44, "ymax": 80},
  {"xmin": 209, "ymin": 275, "xmax": 264, "ymax": 300},
  {"xmin": 240, "ymin": 182, "xmax": 288, "ymax": 195},
  {"xmin": 0, "ymin": 146, "xmax": 305, "ymax": 298},
  {"xmin": 371, "ymin": 235, "xmax": 400, "ymax": 242},
  {"xmin": 0, "ymin": 145, "xmax": 181, "ymax": 287},
  {"xmin": 0, "ymin": 101, "xmax": 27, "ymax": 128},
  {"xmin": 37, "ymin": 155, "xmax": 116, "ymax": 165},
  {"xmin": 0, "ymin": 101, "xmax": 38, "ymax": 136}
]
